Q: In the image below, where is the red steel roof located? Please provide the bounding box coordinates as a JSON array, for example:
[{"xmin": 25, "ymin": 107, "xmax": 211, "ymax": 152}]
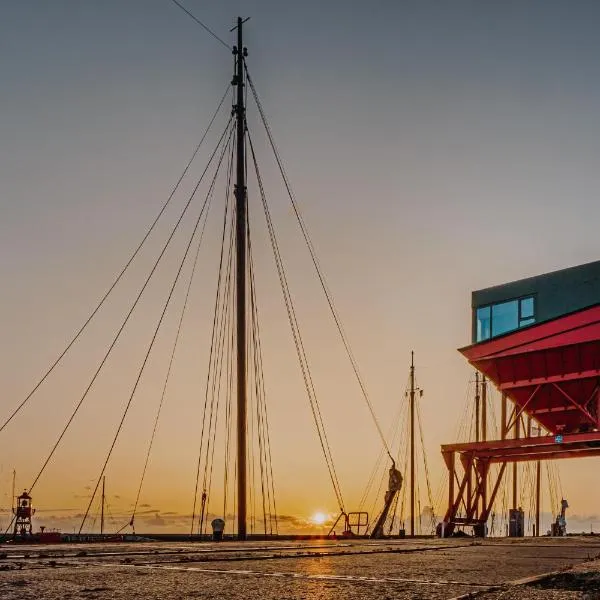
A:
[{"xmin": 460, "ymin": 304, "xmax": 600, "ymax": 435}]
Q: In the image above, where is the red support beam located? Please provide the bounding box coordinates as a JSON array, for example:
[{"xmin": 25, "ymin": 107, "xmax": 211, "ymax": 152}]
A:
[
  {"xmin": 499, "ymin": 369, "xmax": 600, "ymax": 391},
  {"xmin": 442, "ymin": 430, "xmax": 600, "ymax": 454}
]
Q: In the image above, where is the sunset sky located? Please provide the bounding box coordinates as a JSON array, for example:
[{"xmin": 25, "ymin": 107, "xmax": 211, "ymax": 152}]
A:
[{"xmin": 1, "ymin": 1, "xmax": 600, "ymax": 535}]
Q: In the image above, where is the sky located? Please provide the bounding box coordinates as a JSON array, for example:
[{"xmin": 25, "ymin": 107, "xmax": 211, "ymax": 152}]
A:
[{"xmin": 1, "ymin": 0, "xmax": 600, "ymax": 535}]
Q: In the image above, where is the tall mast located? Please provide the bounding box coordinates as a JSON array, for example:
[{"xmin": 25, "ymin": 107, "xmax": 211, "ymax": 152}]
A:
[
  {"xmin": 409, "ymin": 351, "xmax": 415, "ymax": 537},
  {"xmin": 100, "ymin": 476, "xmax": 105, "ymax": 535},
  {"xmin": 233, "ymin": 16, "xmax": 248, "ymax": 540}
]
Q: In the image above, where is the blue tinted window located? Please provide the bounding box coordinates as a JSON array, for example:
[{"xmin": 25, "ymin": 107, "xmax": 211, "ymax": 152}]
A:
[
  {"xmin": 520, "ymin": 317, "xmax": 535, "ymax": 327},
  {"xmin": 476, "ymin": 306, "xmax": 491, "ymax": 342},
  {"xmin": 520, "ymin": 297, "xmax": 534, "ymax": 319},
  {"xmin": 491, "ymin": 300, "xmax": 519, "ymax": 337}
]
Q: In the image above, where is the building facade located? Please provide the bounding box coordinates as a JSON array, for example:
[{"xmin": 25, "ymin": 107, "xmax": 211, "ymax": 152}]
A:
[{"xmin": 472, "ymin": 259, "xmax": 600, "ymax": 343}]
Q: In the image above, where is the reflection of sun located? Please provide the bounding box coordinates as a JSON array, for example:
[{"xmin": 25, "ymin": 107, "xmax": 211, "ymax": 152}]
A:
[{"xmin": 312, "ymin": 512, "xmax": 326, "ymax": 525}]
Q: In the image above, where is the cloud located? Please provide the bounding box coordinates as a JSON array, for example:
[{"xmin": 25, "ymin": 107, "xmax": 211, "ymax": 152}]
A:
[
  {"xmin": 139, "ymin": 503, "xmax": 151, "ymax": 508},
  {"xmin": 146, "ymin": 513, "xmax": 166, "ymax": 526}
]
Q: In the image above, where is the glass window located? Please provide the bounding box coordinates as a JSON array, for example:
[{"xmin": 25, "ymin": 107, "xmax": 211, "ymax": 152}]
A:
[
  {"xmin": 519, "ymin": 317, "xmax": 535, "ymax": 327},
  {"xmin": 476, "ymin": 306, "xmax": 491, "ymax": 342},
  {"xmin": 520, "ymin": 297, "xmax": 534, "ymax": 319},
  {"xmin": 491, "ymin": 300, "xmax": 519, "ymax": 337}
]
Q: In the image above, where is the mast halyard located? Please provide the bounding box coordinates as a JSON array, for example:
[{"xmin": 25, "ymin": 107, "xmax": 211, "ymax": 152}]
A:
[{"xmin": 233, "ymin": 16, "xmax": 249, "ymax": 541}]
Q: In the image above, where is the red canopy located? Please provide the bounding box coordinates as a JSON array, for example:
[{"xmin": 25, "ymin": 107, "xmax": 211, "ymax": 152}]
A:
[{"xmin": 460, "ymin": 304, "xmax": 600, "ymax": 434}]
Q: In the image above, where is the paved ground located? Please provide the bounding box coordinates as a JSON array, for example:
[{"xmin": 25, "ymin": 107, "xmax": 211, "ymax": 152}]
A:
[{"xmin": 1, "ymin": 537, "xmax": 600, "ymax": 599}]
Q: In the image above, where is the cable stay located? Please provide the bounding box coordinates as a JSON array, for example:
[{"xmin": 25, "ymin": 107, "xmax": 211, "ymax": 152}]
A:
[
  {"xmin": 0, "ymin": 84, "xmax": 231, "ymax": 437},
  {"xmin": 244, "ymin": 64, "xmax": 394, "ymax": 464},
  {"xmin": 27, "ymin": 116, "xmax": 234, "ymax": 500},
  {"xmin": 121, "ymin": 150, "xmax": 216, "ymax": 534},
  {"xmin": 191, "ymin": 132, "xmax": 236, "ymax": 536},
  {"xmin": 246, "ymin": 128, "xmax": 345, "ymax": 515},
  {"xmin": 247, "ymin": 208, "xmax": 279, "ymax": 535},
  {"xmin": 80, "ymin": 119, "xmax": 236, "ymax": 534},
  {"xmin": 168, "ymin": 0, "xmax": 232, "ymax": 51}
]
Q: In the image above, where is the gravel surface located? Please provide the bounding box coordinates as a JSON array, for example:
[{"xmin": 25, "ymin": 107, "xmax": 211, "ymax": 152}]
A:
[{"xmin": 1, "ymin": 537, "xmax": 600, "ymax": 599}]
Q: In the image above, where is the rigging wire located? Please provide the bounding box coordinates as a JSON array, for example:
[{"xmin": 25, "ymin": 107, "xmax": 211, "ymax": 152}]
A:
[
  {"xmin": 80, "ymin": 120, "xmax": 235, "ymax": 534},
  {"xmin": 246, "ymin": 127, "xmax": 345, "ymax": 513},
  {"xmin": 191, "ymin": 129, "xmax": 236, "ymax": 534},
  {"xmin": 202, "ymin": 139, "xmax": 236, "ymax": 535},
  {"xmin": 0, "ymin": 84, "xmax": 231, "ymax": 436},
  {"xmin": 27, "ymin": 117, "xmax": 234, "ymax": 496},
  {"xmin": 168, "ymin": 0, "xmax": 232, "ymax": 50},
  {"xmin": 359, "ymin": 385, "xmax": 407, "ymax": 511},
  {"xmin": 244, "ymin": 64, "xmax": 393, "ymax": 463},
  {"xmin": 203, "ymin": 132, "xmax": 237, "ymax": 536},
  {"xmin": 222, "ymin": 135, "xmax": 237, "ymax": 531},
  {"xmin": 416, "ymin": 395, "xmax": 436, "ymax": 526},
  {"xmin": 125, "ymin": 170, "xmax": 215, "ymax": 532},
  {"xmin": 248, "ymin": 211, "xmax": 277, "ymax": 535}
]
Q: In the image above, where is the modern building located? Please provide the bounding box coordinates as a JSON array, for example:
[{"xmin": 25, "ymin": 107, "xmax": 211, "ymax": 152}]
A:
[
  {"xmin": 472, "ymin": 259, "xmax": 600, "ymax": 343},
  {"xmin": 440, "ymin": 259, "xmax": 600, "ymax": 537}
]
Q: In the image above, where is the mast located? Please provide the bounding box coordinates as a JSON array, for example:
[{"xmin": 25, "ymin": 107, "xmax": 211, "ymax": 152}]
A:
[
  {"xmin": 409, "ymin": 351, "xmax": 415, "ymax": 537},
  {"xmin": 233, "ymin": 16, "xmax": 248, "ymax": 540},
  {"xmin": 100, "ymin": 476, "xmax": 105, "ymax": 535}
]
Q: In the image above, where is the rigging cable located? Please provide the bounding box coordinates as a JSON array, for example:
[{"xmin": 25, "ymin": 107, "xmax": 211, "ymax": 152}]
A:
[
  {"xmin": 245, "ymin": 64, "xmax": 393, "ymax": 463},
  {"xmin": 201, "ymin": 129, "xmax": 237, "ymax": 536},
  {"xmin": 222, "ymin": 132, "xmax": 237, "ymax": 531},
  {"xmin": 168, "ymin": 0, "xmax": 232, "ymax": 50},
  {"xmin": 80, "ymin": 120, "xmax": 236, "ymax": 534},
  {"xmin": 247, "ymin": 128, "xmax": 345, "ymax": 513},
  {"xmin": 27, "ymin": 117, "xmax": 234, "ymax": 495},
  {"xmin": 248, "ymin": 212, "xmax": 277, "ymax": 534},
  {"xmin": 125, "ymin": 168, "xmax": 214, "ymax": 533},
  {"xmin": 0, "ymin": 84, "xmax": 231, "ymax": 436},
  {"xmin": 248, "ymin": 227, "xmax": 279, "ymax": 534},
  {"xmin": 203, "ymin": 135, "xmax": 236, "ymax": 535},
  {"xmin": 416, "ymin": 393, "xmax": 436, "ymax": 523},
  {"xmin": 191, "ymin": 129, "xmax": 236, "ymax": 534}
]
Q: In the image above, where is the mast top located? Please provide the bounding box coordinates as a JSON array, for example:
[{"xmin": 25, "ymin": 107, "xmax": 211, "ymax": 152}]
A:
[{"xmin": 230, "ymin": 16, "xmax": 250, "ymax": 32}]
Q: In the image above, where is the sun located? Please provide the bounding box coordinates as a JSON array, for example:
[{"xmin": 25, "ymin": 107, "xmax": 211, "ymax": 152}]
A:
[{"xmin": 312, "ymin": 512, "xmax": 327, "ymax": 525}]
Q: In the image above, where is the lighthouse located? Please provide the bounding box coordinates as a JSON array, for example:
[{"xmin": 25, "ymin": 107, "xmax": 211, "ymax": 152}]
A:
[{"xmin": 13, "ymin": 490, "xmax": 34, "ymax": 540}]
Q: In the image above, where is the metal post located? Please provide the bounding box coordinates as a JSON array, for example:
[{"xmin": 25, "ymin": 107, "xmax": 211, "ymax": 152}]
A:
[
  {"xmin": 475, "ymin": 372, "xmax": 480, "ymax": 443},
  {"xmin": 101, "ymin": 476, "xmax": 105, "ymax": 535},
  {"xmin": 481, "ymin": 377, "xmax": 487, "ymax": 518},
  {"xmin": 512, "ymin": 409, "xmax": 520, "ymax": 510},
  {"xmin": 501, "ymin": 394, "xmax": 507, "ymax": 440},
  {"xmin": 535, "ymin": 459, "xmax": 541, "ymax": 536},
  {"xmin": 410, "ymin": 351, "xmax": 415, "ymax": 537},
  {"xmin": 233, "ymin": 16, "xmax": 248, "ymax": 540},
  {"xmin": 448, "ymin": 452, "xmax": 455, "ymax": 523},
  {"xmin": 481, "ymin": 376, "xmax": 487, "ymax": 442},
  {"xmin": 535, "ymin": 425, "xmax": 541, "ymax": 537}
]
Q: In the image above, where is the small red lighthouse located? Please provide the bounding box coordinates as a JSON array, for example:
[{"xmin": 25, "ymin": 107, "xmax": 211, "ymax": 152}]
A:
[{"xmin": 13, "ymin": 490, "xmax": 35, "ymax": 539}]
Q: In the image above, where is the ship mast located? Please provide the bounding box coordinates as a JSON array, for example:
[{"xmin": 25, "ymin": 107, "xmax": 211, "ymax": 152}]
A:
[{"xmin": 233, "ymin": 16, "xmax": 249, "ymax": 541}]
